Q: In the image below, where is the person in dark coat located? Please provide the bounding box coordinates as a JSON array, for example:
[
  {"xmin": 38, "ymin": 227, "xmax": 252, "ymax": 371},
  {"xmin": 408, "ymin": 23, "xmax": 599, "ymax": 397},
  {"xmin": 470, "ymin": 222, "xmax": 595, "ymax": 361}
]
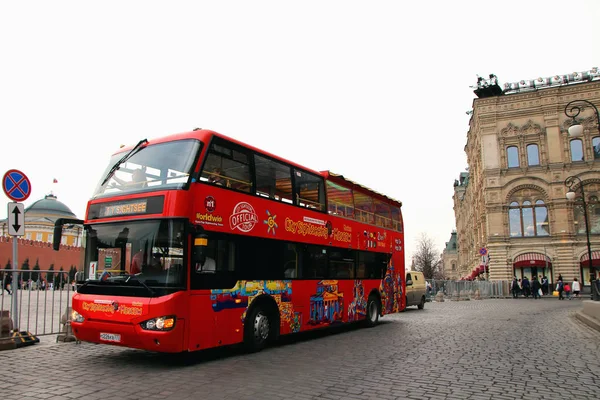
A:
[
  {"xmin": 521, "ymin": 276, "xmax": 531, "ymax": 298},
  {"xmin": 511, "ymin": 277, "xmax": 520, "ymax": 298},
  {"xmin": 531, "ymin": 276, "xmax": 541, "ymax": 299},
  {"xmin": 541, "ymin": 275, "xmax": 549, "ymax": 295}
]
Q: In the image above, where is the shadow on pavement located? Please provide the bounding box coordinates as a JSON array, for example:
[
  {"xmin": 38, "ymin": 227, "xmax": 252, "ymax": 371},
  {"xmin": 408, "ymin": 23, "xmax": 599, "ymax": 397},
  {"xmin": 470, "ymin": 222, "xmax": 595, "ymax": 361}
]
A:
[{"xmin": 96, "ymin": 319, "xmax": 397, "ymax": 368}]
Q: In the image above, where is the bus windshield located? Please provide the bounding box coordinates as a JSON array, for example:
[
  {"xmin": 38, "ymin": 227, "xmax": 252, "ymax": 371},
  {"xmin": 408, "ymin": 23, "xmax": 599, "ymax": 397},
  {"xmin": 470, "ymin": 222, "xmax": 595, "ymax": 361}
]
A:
[
  {"xmin": 92, "ymin": 139, "xmax": 201, "ymax": 198},
  {"xmin": 80, "ymin": 219, "xmax": 186, "ymax": 297}
]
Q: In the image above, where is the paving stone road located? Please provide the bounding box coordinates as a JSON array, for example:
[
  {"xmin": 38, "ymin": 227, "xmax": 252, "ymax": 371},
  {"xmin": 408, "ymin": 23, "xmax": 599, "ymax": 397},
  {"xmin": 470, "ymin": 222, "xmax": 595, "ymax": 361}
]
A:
[{"xmin": 1, "ymin": 299, "xmax": 599, "ymax": 400}]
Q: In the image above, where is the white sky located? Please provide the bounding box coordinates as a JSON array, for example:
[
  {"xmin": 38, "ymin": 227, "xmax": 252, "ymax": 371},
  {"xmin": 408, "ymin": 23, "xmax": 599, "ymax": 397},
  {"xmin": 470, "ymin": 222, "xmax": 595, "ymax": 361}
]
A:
[{"xmin": 1, "ymin": 1, "xmax": 599, "ymax": 264}]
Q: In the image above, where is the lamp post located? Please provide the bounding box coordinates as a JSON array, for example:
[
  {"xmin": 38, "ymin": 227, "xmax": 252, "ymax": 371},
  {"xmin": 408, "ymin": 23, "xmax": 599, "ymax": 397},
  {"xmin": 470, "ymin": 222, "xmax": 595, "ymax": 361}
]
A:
[
  {"xmin": 564, "ymin": 176, "xmax": 597, "ymax": 300},
  {"xmin": 564, "ymin": 99, "xmax": 599, "ymax": 301}
]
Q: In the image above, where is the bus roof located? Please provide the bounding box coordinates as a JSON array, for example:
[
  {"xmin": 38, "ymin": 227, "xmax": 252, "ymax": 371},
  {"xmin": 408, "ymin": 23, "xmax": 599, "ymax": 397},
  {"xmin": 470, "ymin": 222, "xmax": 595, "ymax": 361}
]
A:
[
  {"xmin": 322, "ymin": 171, "xmax": 402, "ymax": 208},
  {"xmin": 115, "ymin": 129, "xmax": 402, "ymax": 207},
  {"xmin": 114, "ymin": 129, "xmax": 325, "ymax": 177}
]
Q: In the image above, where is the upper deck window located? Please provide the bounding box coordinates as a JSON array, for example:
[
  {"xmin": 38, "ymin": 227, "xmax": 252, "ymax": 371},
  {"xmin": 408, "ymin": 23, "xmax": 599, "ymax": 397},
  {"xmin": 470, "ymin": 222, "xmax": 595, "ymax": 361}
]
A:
[
  {"xmin": 200, "ymin": 139, "xmax": 252, "ymax": 192},
  {"xmin": 294, "ymin": 169, "xmax": 325, "ymax": 211},
  {"xmin": 354, "ymin": 191, "xmax": 374, "ymax": 224},
  {"xmin": 326, "ymin": 181, "xmax": 354, "ymax": 218},
  {"xmin": 93, "ymin": 139, "xmax": 201, "ymax": 198},
  {"xmin": 254, "ymin": 154, "xmax": 293, "ymax": 203}
]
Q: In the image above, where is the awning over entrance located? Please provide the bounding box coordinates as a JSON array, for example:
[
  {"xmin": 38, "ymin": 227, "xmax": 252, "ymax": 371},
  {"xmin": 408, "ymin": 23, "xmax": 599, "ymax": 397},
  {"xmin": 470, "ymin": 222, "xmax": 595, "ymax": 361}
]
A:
[
  {"xmin": 580, "ymin": 250, "xmax": 600, "ymax": 262},
  {"xmin": 580, "ymin": 250, "xmax": 600, "ymax": 268},
  {"xmin": 513, "ymin": 252, "xmax": 551, "ymax": 268}
]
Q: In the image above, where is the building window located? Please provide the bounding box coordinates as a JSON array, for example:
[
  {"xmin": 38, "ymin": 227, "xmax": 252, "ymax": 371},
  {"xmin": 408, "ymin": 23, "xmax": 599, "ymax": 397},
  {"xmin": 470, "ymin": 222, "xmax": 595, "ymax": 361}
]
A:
[
  {"xmin": 509, "ymin": 200, "xmax": 549, "ymax": 237},
  {"xmin": 36, "ymin": 233, "xmax": 42, "ymax": 241},
  {"xmin": 25, "ymin": 232, "xmax": 32, "ymax": 240},
  {"xmin": 509, "ymin": 202, "xmax": 522, "ymax": 237},
  {"xmin": 593, "ymin": 136, "xmax": 600, "ymax": 160},
  {"xmin": 507, "ymin": 146, "xmax": 519, "ymax": 168},
  {"xmin": 451, "ymin": 262, "xmax": 456, "ymax": 271},
  {"xmin": 61, "ymin": 236, "xmax": 67, "ymax": 245},
  {"xmin": 574, "ymin": 195, "xmax": 600, "ymax": 235},
  {"xmin": 570, "ymin": 139, "xmax": 584, "ymax": 162},
  {"xmin": 526, "ymin": 144, "xmax": 540, "ymax": 166},
  {"xmin": 48, "ymin": 233, "xmax": 53, "ymax": 243}
]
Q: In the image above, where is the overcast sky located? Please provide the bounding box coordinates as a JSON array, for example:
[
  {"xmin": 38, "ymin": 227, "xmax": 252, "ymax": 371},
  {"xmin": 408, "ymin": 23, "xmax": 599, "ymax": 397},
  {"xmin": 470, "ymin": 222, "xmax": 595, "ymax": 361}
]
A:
[{"xmin": 1, "ymin": 1, "xmax": 599, "ymax": 264}]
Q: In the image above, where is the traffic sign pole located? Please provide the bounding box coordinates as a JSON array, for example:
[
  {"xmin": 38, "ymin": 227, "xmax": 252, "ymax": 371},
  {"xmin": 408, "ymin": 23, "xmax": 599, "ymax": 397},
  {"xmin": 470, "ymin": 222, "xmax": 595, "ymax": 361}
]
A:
[
  {"xmin": 3, "ymin": 170, "xmax": 32, "ymax": 334},
  {"xmin": 12, "ymin": 234, "xmax": 19, "ymax": 331}
]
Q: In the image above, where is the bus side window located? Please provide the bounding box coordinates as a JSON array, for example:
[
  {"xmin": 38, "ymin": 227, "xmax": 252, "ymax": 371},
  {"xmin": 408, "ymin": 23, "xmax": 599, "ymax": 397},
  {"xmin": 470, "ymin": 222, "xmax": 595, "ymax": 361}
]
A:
[{"xmin": 301, "ymin": 245, "xmax": 327, "ymax": 279}]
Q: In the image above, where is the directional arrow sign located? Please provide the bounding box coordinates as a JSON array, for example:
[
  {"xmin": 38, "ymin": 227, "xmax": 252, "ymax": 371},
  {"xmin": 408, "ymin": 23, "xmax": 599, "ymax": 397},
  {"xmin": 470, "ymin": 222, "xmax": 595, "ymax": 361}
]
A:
[{"xmin": 8, "ymin": 202, "xmax": 25, "ymax": 236}]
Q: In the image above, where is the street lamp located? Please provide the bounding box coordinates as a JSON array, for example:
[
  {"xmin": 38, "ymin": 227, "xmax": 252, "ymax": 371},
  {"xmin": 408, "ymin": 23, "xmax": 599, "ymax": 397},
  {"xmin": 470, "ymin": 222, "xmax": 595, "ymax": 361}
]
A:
[
  {"xmin": 564, "ymin": 99, "xmax": 599, "ymax": 301},
  {"xmin": 564, "ymin": 99, "xmax": 600, "ymax": 138},
  {"xmin": 564, "ymin": 175, "xmax": 598, "ymax": 300}
]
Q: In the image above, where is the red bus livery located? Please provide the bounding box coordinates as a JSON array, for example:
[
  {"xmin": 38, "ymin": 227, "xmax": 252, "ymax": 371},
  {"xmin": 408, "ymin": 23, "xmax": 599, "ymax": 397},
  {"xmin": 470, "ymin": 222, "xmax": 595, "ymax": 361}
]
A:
[{"xmin": 56, "ymin": 129, "xmax": 405, "ymax": 353}]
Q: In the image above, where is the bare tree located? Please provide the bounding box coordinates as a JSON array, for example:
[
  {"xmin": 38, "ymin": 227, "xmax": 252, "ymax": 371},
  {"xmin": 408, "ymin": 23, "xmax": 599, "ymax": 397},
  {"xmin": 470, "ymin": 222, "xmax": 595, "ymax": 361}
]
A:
[{"xmin": 413, "ymin": 233, "xmax": 441, "ymax": 279}]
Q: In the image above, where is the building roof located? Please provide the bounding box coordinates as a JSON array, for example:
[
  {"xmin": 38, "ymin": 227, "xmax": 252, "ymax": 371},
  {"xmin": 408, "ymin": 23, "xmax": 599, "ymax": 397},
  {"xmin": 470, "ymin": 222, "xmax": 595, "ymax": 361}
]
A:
[
  {"xmin": 24, "ymin": 194, "xmax": 76, "ymax": 219},
  {"xmin": 445, "ymin": 231, "xmax": 457, "ymax": 252}
]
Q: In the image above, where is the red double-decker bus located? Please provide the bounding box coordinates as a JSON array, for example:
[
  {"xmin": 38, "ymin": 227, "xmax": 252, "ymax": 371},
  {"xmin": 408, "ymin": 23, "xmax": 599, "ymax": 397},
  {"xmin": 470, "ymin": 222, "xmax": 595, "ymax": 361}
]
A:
[{"xmin": 55, "ymin": 129, "xmax": 405, "ymax": 353}]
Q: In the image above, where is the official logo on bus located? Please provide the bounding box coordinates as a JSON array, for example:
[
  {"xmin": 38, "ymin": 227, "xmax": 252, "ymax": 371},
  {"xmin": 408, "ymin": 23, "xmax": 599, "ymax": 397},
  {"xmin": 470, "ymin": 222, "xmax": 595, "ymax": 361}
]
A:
[
  {"xmin": 205, "ymin": 196, "xmax": 216, "ymax": 213},
  {"xmin": 230, "ymin": 202, "xmax": 258, "ymax": 232}
]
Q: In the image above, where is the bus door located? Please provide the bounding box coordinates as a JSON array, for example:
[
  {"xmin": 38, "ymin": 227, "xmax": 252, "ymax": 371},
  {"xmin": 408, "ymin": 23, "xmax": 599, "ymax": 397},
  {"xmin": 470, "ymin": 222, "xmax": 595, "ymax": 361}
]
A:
[{"xmin": 189, "ymin": 235, "xmax": 240, "ymax": 350}]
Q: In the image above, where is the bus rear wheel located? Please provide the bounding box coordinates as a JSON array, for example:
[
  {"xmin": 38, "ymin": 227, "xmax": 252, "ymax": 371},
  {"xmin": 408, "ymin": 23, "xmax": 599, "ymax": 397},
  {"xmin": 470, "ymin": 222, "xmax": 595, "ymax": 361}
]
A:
[
  {"xmin": 244, "ymin": 306, "xmax": 271, "ymax": 352},
  {"xmin": 364, "ymin": 295, "xmax": 380, "ymax": 327}
]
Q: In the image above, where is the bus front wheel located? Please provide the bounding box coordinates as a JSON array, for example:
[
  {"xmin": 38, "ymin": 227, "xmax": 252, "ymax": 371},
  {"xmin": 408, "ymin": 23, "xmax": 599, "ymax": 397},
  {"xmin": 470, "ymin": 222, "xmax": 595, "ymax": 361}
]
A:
[
  {"xmin": 364, "ymin": 295, "xmax": 380, "ymax": 327},
  {"xmin": 244, "ymin": 305, "xmax": 271, "ymax": 352}
]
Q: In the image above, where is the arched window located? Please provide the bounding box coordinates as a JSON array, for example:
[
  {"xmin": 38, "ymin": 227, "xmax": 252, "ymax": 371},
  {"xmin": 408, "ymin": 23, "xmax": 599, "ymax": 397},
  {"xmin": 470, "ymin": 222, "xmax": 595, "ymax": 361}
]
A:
[
  {"xmin": 527, "ymin": 144, "xmax": 540, "ymax": 166},
  {"xmin": 507, "ymin": 146, "xmax": 519, "ymax": 168},
  {"xmin": 570, "ymin": 139, "xmax": 584, "ymax": 162},
  {"xmin": 451, "ymin": 262, "xmax": 456, "ymax": 271},
  {"xmin": 574, "ymin": 195, "xmax": 600, "ymax": 235},
  {"xmin": 509, "ymin": 199, "xmax": 550, "ymax": 237},
  {"xmin": 593, "ymin": 136, "xmax": 600, "ymax": 160}
]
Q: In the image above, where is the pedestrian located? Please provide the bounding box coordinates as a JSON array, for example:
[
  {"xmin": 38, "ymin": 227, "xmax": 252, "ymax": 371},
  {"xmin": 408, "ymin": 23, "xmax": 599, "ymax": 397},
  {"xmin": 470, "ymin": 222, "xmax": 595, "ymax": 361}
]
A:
[
  {"xmin": 572, "ymin": 278, "xmax": 581, "ymax": 298},
  {"xmin": 511, "ymin": 277, "xmax": 519, "ymax": 298},
  {"xmin": 2, "ymin": 274, "xmax": 12, "ymax": 295},
  {"xmin": 522, "ymin": 276, "xmax": 531, "ymax": 298},
  {"xmin": 564, "ymin": 282, "xmax": 572, "ymax": 300},
  {"xmin": 531, "ymin": 276, "xmax": 541, "ymax": 299},
  {"xmin": 541, "ymin": 275, "xmax": 549, "ymax": 295},
  {"xmin": 556, "ymin": 279, "xmax": 564, "ymax": 300}
]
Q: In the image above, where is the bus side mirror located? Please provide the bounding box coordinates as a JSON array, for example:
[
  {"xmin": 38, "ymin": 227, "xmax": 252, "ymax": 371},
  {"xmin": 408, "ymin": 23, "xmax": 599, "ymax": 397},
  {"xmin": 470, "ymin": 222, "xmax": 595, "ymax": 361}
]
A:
[
  {"xmin": 53, "ymin": 218, "xmax": 84, "ymax": 251},
  {"xmin": 192, "ymin": 233, "xmax": 209, "ymax": 265}
]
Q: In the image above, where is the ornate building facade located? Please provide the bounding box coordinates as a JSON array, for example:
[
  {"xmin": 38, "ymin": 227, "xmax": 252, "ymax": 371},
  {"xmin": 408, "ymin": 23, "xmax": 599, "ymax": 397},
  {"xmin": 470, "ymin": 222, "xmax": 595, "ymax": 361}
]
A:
[
  {"xmin": 440, "ymin": 231, "xmax": 458, "ymax": 280},
  {"xmin": 454, "ymin": 69, "xmax": 600, "ymax": 287}
]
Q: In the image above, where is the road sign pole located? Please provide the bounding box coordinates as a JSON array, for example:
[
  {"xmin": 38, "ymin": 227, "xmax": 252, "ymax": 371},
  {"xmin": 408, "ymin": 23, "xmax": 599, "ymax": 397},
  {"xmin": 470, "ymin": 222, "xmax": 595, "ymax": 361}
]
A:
[{"xmin": 12, "ymin": 234, "xmax": 19, "ymax": 332}]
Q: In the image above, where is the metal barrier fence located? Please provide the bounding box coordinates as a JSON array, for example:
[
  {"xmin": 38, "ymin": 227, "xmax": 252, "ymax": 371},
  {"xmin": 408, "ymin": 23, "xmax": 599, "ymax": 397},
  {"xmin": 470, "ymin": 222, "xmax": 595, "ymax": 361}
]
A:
[
  {"xmin": 1, "ymin": 269, "xmax": 73, "ymax": 339},
  {"xmin": 427, "ymin": 280, "xmax": 513, "ymax": 300}
]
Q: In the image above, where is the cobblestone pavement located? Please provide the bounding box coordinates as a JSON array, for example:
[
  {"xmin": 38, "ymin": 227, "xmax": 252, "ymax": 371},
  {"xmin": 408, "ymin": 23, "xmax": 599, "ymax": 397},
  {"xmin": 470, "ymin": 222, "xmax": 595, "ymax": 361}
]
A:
[{"xmin": 1, "ymin": 299, "xmax": 599, "ymax": 400}]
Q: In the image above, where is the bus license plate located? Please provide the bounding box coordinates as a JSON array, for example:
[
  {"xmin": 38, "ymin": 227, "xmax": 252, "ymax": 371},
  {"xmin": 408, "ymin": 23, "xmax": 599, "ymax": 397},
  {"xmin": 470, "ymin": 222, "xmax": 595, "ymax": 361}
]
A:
[{"xmin": 100, "ymin": 333, "xmax": 121, "ymax": 342}]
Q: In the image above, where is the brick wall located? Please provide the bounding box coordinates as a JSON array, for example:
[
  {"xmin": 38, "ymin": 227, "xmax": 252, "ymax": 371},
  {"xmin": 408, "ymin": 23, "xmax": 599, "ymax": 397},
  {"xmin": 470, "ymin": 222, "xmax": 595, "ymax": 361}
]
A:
[{"xmin": 0, "ymin": 236, "xmax": 83, "ymax": 271}]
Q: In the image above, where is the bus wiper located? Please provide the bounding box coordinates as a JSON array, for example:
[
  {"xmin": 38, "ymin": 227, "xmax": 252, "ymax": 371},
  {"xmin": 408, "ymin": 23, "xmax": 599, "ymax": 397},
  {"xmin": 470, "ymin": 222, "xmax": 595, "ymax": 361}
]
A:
[
  {"xmin": 101, "ymin": 138, "xmax": 148, "ymax": 186},
  {"xmin": 124, "ymin": 274, "xmax": 156, "ymax": 296}
]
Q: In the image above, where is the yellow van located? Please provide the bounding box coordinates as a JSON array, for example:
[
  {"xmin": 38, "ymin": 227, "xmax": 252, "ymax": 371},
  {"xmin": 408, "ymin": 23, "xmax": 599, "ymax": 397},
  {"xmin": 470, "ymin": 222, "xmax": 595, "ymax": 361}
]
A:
[{"xmin": 405, "ymin": 271, "xmax": 427, "ymax": 309}]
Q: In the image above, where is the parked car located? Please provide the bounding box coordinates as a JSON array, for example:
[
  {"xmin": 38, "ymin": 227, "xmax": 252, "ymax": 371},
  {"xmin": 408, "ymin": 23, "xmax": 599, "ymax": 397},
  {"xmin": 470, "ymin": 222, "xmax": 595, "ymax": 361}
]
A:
[{"xmin": 405, "ymin": 271, "xmax": 427, "ymax": 309}]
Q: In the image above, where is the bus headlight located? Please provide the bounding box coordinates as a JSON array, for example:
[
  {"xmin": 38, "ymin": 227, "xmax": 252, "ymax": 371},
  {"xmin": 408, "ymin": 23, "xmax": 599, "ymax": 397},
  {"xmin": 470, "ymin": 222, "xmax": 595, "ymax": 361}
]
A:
[
  {"xmin": 72, "ymin": 310, "xmax": 84, "ymax": 323},
  {"xmin": 140, "ymin": 316, "xmax": 176, "ymax": 331}
]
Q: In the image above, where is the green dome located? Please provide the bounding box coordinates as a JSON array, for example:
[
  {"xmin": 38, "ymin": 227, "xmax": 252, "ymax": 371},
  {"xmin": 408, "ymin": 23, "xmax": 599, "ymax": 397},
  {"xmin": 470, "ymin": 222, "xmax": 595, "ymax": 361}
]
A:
[{"xmin": 25, "ymin": 194, "xmax": 76, "ymax": 218}]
